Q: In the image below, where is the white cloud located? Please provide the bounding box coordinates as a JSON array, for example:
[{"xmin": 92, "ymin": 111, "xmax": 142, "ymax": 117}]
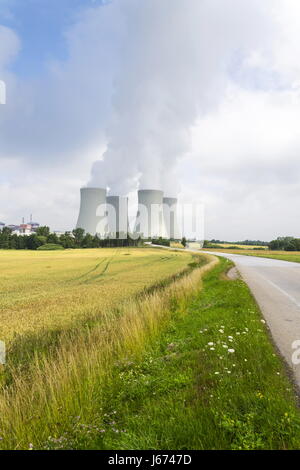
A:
[{"xmin": 0, "ymin": 0, "xmax": 300, "ymax": 239}]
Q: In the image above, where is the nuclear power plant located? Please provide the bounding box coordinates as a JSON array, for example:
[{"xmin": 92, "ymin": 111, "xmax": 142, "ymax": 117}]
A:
[
  {"xmin": 76, "ymin": 187, "xmax": 181, "ymax": 239},
  {"xmin": 76, "ymin": 188, "xmax": 107, "ymax": 236},
  {"xmin": 106, "ymin": 195, "xmax": 129, "ymax": 238},
  {"xmin": 163, "ymin": 197, "xmax": 180, "ymax": 240}
]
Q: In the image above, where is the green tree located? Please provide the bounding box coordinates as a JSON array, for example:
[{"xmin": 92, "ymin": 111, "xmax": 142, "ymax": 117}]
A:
[
  {"xmin": 82, "ymin": 233, "xmax": 94, "ymax": 248},
  {"xmin": 36, "ymin": 226, "xmax": 50, "ymax": 237},
  {"xmin": 47, "ymin": 233, "xmax": 60, "ymax": 245},
  {"xmin": 72, "ymin": 228, "xmax": 85, "ymax": 247},
  {"xmin": 60, "ymin": 232, "xmax": 75, "ymax": 249},
  {"xmin": 26, "ymin": 234, "xmax": 43, "ymax": 250}
]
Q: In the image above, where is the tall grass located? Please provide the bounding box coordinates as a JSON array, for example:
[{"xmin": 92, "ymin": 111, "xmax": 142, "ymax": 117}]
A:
[{"xmin": 0, "ymin": 253, "xmax": 217, "ymax": 449}]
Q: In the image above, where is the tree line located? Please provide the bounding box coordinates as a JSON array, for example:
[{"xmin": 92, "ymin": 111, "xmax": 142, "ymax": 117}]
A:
[
  {"xmin": 269, "ymin": 237, "xmax": 300, "ymax": 251},
  {"xmin": 0, "ymin": 226, "xmax": 143, "ymax": 250}
]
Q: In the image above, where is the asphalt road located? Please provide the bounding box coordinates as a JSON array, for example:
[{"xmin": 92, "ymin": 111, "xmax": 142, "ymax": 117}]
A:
[{"xmin": 204, "ymin": 251, "xmax": 300, "ymax": 388}]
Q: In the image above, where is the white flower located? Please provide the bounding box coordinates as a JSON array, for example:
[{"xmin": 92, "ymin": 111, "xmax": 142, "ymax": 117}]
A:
[
  {"xmin": 210, "ymin": 347, "xmax": 215, "ymax": 351},
  {"xmin": 214, "ymin": 372, "xmax": 220, "ymax": 375},
  {"xmin": 219, "ymin": 329, "xmax": 224, "ymax": 333},
  {"xmin": 261, "ymin": 319, "xmax": 266, "ymax": 324},
  {"xmin": 228, "ymin": 349, "xmax": 235, "ymax": 353},
  {"xmin": 208, "ymin": 342, "xmax": 214, "ymax": 346},
  {"xmin": 228, "ymin": 336, "xmax": 233, "ymax": 339},
  {"xmin": 227, "ymin": 370, "xmax": 232, "ymax": 374},
  {"xmin": 223, "ymin": 344, "xmax": 228, "ymax": 349}
]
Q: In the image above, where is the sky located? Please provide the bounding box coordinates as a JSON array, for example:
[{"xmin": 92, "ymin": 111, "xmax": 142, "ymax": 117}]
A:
[{"xmin": 0, "ymin": 0, "xmax": 299, "ymax": 241}]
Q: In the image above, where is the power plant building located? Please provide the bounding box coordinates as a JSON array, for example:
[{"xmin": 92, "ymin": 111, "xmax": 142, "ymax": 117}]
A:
[
  {"xmin": 76, "ymin": 187, "xmax": 182, "ymax": 240},
  {"xmin": 163, "ymin": 197, "xmax": 181, "ymax": 240},
  {"xmin": 135, "ymin": 189, "xmax": 164, "ymax": 239},
  {"xmin": 106, "ymin": 196, "xmax": 129, "ymax": 238},
  {"xmin": 76, "ymin": 187, "xmax": 107, "ymax": 237}
]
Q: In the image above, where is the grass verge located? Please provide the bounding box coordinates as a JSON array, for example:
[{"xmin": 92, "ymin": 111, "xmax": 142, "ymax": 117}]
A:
[
  {"xmin": 76, "ymin": 257, "xmax": 300, "ymax": 450},
  {"xmin": 203, "ymin": 249, "xmax": 300, "ymax": 263}
]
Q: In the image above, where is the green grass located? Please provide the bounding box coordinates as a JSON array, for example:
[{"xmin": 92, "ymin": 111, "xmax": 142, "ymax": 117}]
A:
[
  {"xmin": 68, "ymin": 257, "xmax": 300, "ymax": 450},
  {"xmin": 1, "ymin": 252, "xmax": 300, "ymax": 450},
  {"xmin": 203, "ymin": 249, "xmax": 300, "ymax": 264},
  {"xmin": 244, "ymin": 252, "xmax": 300, "ymax": 263}
]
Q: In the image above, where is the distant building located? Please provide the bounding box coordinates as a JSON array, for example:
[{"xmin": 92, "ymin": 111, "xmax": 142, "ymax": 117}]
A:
[
  {"xmin": 19, "ymin": 224, "xmax": 33, "ymax": 235},
  {"xmin": 7, "ymin": 225, "xmax": 20, "ymax": 233},
  {"xmin": 27, "ymin": 221, "xmax": 40, "ymax": 232},
  {"xmin": 0, "ymin": 218, "xmax": 41, "ymax": 236}
]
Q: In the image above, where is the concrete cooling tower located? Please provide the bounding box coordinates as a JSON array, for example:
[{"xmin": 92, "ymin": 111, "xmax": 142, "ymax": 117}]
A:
[
  {"xmin": 135, "ymin": 190, "xmax": 164, "ymax": 239},
  {"xmin": 106, "ymin": 196, "xmax": 129, "ymax": 238},
  {"xmin": 163, "ymin": 197, "xmax": 181, "ymax": 240},
  {"xmin": 76, "ymin": 187, "xmax": 107, "ymax": 236}
]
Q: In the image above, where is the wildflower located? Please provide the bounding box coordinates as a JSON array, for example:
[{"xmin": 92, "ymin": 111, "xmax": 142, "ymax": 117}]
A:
[
  {"xmin": 261, "ymin": 319, "xmax": 266, "ymax": 324},
  {"xmin": 219, "ymin": 329, "xmax": 224, "ymax": 333},
  {"xmin": 208, "ymin": 342, "xmax": 214, "ymax": 346},
  {"xmin": 228, "ymin": 336, "xmax": 233, "ymax": 339},
  {"xmin": 222, "ymin": 344, "xmax": 228, "ymax": 349},
  {"xmin": 210, "ymin": 347, "xmax": 215, "ymax": 351},
  {"xmin": 29, "ymin": 443, "xmax": 34, "ymax": 450},
  {"xmin": 228, "ymin": 349, "xmax": 235, "ymax": 353},
  {"xmin": 214, "ymin": 371, "xmax": 220, "ymax": 375}
]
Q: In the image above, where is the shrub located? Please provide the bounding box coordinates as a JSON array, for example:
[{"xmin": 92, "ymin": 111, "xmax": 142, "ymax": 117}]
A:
[{"xmin": 37, "ymin": 244, "xmax": 64, "ymax": 251}]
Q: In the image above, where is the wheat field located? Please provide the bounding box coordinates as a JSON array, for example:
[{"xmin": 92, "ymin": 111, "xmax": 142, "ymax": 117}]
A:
[
  {"xmin": 0, "ymin": 247, "xmax": 214, "ymax": 449},
  {"xmin": 0, "ymin": 247, "xmax": 193, "ymax": 342}
]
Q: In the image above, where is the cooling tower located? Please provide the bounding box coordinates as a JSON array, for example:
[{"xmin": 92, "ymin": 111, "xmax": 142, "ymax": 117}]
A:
[
  {"xmin": 76, "ymin": 187, "xmax": 107, "ymax": 236},
  {"xmin": 106, "ymin": 196, "xmax": 129, "ymax": 239},
  {"xmin": 163, "ymin": 197, "xmax": 181, "ymax": 240},
  {"xmin": 135, "ymin": 190, "xmax": 164, "ymax": 239}
]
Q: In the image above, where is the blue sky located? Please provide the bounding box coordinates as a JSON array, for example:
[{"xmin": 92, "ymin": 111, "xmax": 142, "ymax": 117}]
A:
[{"xmin": 0, "ymin": 0, "xmax": 105, "ymax": 77}]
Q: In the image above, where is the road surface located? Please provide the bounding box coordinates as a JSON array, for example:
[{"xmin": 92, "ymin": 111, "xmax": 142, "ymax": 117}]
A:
[{"xmin": 204, "ymin": 251, "xmax": 300, "ymax": 388}]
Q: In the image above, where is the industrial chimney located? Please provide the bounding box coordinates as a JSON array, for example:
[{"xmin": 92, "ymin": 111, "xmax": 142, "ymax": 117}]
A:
[
  {"xmin": 135, "ymin": 189, "xmax": 164, "ymax": 239},
  {"xmin": 76, "ymin": 187, "xmax": 107, "ymax": 236},
  {"xmin": 106, "ymin": 196, "xmax": 129, "ymax": 239},
  {"xmin": 163, "ymin": 197, "xmax": 181, "ymax": 240}
]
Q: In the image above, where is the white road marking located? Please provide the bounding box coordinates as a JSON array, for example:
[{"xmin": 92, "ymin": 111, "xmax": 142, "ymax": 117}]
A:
[{"xmin": 257, "ymin": 273, "xmax": 300, "ymax": 308}]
